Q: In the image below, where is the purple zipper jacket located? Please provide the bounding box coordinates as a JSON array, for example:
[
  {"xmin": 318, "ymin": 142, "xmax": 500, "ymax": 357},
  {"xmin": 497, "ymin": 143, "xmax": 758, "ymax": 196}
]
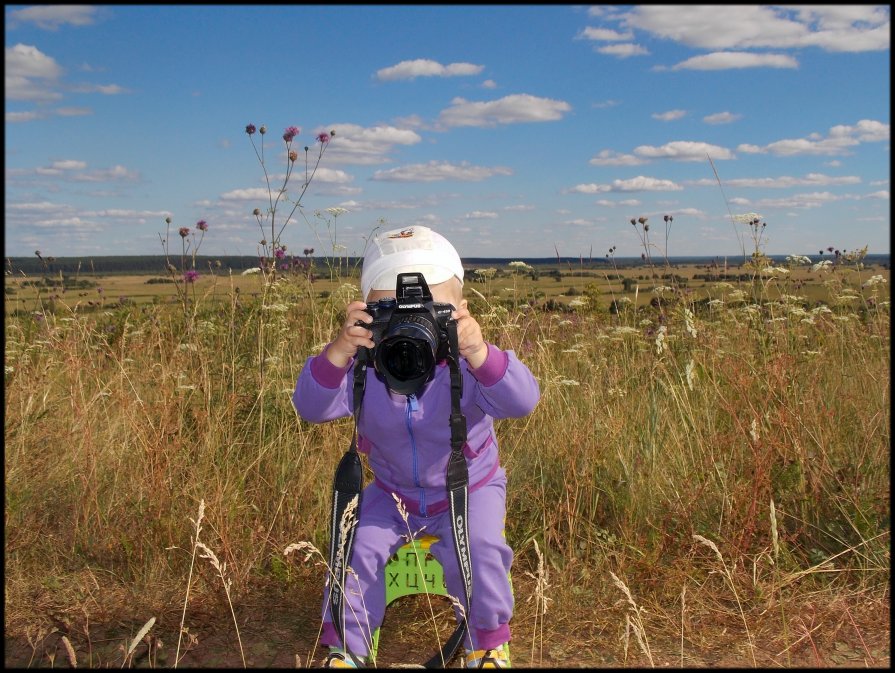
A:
[{"xmin": 293, "ymin": 343, "xmax": 540, "ymax": 517}]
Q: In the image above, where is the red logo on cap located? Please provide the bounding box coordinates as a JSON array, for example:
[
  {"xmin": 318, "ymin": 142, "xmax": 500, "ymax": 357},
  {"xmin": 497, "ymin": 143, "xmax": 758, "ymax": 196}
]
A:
[{"xmin": 388, "ymin": 228, "xmax": 415, "ymax": 239}]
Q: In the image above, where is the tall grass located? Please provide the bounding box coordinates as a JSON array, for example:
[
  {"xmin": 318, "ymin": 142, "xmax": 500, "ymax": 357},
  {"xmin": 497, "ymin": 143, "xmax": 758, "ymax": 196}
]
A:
[{"xmin": 4, "ymin": 250, "xmax": 889, "ymax": 665}]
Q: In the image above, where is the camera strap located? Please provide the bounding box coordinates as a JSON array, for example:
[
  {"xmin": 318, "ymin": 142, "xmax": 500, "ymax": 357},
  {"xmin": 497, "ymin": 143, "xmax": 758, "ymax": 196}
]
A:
[
  {"xmin": 328, "ymin": 322, "xmax": 472, "ymax": 668},
  {"xmin": 424, "ymin": 318, "xmax": 473, "ymax": 668},
  {"xmin": 327, "ymin": 347, "xmax": 367, "ymax": 669}
]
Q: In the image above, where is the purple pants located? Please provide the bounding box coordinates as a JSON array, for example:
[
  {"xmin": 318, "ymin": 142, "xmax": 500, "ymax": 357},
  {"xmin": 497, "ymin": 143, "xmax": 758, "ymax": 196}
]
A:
[{"xmin": 320, "ymin": 469, "xmax": 514, "ymax": 655}]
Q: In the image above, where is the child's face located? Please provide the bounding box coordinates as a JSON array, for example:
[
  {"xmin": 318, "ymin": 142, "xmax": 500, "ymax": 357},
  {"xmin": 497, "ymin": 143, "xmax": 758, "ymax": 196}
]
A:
[{"xmin": 365, "ymin": 276, "xmax": 465, "ymax": 309}]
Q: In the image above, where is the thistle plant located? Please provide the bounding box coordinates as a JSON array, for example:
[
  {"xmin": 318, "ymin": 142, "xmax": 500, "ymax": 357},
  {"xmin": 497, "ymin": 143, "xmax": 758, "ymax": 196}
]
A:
[
  {"xmin": 245, "ymin": 123, "xmax": 334, "ymax": 281},
  {"xmin": 159, "ymin": 216, "xmax": 211, "ymax": 318}
]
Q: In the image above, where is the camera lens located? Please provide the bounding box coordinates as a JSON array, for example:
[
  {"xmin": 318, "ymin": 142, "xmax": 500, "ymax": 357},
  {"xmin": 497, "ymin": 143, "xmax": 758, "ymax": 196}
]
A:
[
  {"xmin": 381, "ymin": 338, "xmax": 434, "ymax": 381},
  {"xmin": 375, "ymin": 314, "xmax": 439, "ymax": 394}
]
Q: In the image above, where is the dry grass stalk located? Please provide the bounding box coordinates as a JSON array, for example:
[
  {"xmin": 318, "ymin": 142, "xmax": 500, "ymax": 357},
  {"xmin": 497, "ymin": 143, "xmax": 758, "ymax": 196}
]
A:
[
  {"xmin": 609, "ymin": 571, "xmax": 654, "ymax": 667},
  {"xmin": 175, "ymin": 498, "xmax": 204, "ymax": 668},
  {"xmin": 123, "ymin": 616, "xmax": 155, "ymax": 667},
  {"xmin": 61, "ymin": 634, "xmax": 77, "ymax": 668},
  {"xmin": 196, "ymin": 541, "xmax": 246, "ymax": 667},
  {"xmin": 692, "ymin": 534, "xmax": 756, "ymax": 667}
]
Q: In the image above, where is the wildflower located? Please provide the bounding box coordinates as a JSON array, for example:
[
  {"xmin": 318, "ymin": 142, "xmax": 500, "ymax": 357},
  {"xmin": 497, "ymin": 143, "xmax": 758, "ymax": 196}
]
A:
[
  {"xmin": 288, "ymin": 150, "xmax": 298, "ymax": 162},
  {"xmin": 253, "ymin": 208, "xmax": 261, "ymax": 216},
  {"xmin": 683, "ymin": 308, "xmax": 697, "ymax": 338},
  {"xmin": 183, "ymin": 269, "xmax": 199, "ymax": 283},
  {"xmin": 283, "ymin": 126, "xmax": 300, "ymax": 142},
  {"xmin": 685, "ymin": 359, "xmax": 696, "ymax": 390},
  {"xmin": 241, "ymin": 267, "xmax": 261, "ymax": 275},
  {"xmin": 325, "ymin": 207, "xmax": 348, "ymax": 217},
  {"xmin": 811, "ymin": 260, "xmax": 832, "ymax": 273},
  {"xmin": 165, "ymin": 216, "xmax": 172, "ymax": 224},
  {"xmin": 245, "ymin": 124, "xmax": 256, "ymax": 135},
  {"xmin": 259, "ymin": 125, "xmax": 267, "ymax": 134},
  {"xmin": 785, "ymin": 254, "xmax": 812, "ymax": 266},
  {"xmin": 863, "ymin": 275, "xmax": 887, "ymax": 288},
  {"xmin": 655, "ymin": 325, "xmax": 667, "ymax": 355},
  {"xmin": 317, "ymin": 132, "xmax": 331, "ymax": 143},
  {"xmin": 275, "ymin": 248, "xmax": 285, "ymax": 259},
  {"xmin": 179, "ymin": 227, "xmax": 190, "ymax": 238},
  {"xmin": 196, "ymin": 219, "xmax": 208, "ymax": 231}
]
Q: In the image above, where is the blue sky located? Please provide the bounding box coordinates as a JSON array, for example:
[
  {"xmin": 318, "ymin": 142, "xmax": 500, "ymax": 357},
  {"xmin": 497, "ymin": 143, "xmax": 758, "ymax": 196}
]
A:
[{"xmin": 5, "ymin": 4, "xmax": 891, "ymax": 261}]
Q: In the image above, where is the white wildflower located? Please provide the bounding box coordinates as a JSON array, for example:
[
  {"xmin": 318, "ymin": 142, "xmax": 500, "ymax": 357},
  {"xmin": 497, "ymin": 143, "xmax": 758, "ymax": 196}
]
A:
[
  {"xmin": 655, "ymin": 325, "xmax": 667, "ymax": 356},
  {"xmin": 325, "ymin": 207, "xmax": 349, "ymax": 217},
  {"xmin": 862, "ymin": 275, "xmax": 887, "ymax": 288},
  {"xmin": 568, "ymin": 298, "xmax": 588, "ymax": 308},
  {"xmin": 683, "ymin": 308, "xmax": 697, "ymax": 338},
  {"xmin": 508, "ymin": 260, "xmax": 531, "ymax": 269},
  {"xmin": 241, "ymin": 267, "xmax": 262, "ymax": 275},
  {"xmin": 811, "ymin": 260, "xmax": 832, "ymax": 273},
  {"xmin": 785, "ymin": 255, "xmax": 812, "ymax": 266},
  {"xmin": 749, "ymin": 419, "xmax": 760, "ymax": 443},
  {"xmin": 652, "ymin": 286, "xmax": 674, "ymax": 295}
]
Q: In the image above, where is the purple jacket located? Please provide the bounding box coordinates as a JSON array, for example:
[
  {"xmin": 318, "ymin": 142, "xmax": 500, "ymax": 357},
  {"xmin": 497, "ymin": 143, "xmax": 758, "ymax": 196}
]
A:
[{"xmin": 293, "ymin": 343, "xmax": 540, "ymax": 517}]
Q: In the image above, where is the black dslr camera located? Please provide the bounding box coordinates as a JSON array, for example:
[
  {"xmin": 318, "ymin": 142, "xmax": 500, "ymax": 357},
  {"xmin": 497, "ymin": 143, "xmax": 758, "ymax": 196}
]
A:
[{"xmin": 361, "ymin": 272, "xmax": 455, "ymax": 395}]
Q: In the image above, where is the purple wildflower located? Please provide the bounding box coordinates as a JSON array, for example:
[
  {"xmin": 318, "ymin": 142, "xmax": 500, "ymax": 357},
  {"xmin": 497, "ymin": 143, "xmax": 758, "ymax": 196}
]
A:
[
  {"xmin": 183, "ymin": 269, "xmax": 200, "ymax": 283},
  {"xmin": 245, "ymin": 123, "xmax": 256, "ymax": 135},
  {"xmin": 196, "ymin": 219, "xmax": 208, "ymax": 231},
  {"xmin": 317, "ymin": 132, "xmax": 331, "ymax": 144},
  {"xmin": 280, "ymin": 263, "xmax": 289, "ymax": 271},
  {"xmin": 179, "ymin": 227, "xmax": 190, "ymax": 238},
  {"xmin": 275, "ymin": 248, "xmax": 285, "ymax": 259},
  {"xmin": 283, "ymin": 126, "xmax": 300, "ymax": 142}
]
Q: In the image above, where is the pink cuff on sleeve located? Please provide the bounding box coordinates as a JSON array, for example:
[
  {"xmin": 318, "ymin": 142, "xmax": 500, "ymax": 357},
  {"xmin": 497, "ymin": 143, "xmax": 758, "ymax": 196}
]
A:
[
  {"xmin": 309, "ymin": 344, "xmax": 352, "ymax": 388},
  {"xmin": 468, "ymin": 343, "xmax": 508, "ymax": 386}
]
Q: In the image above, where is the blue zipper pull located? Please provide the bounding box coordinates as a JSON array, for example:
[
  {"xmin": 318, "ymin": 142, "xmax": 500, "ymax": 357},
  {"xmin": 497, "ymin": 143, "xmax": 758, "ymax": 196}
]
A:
[{"xmin": 407, "ymin": 394, "xmax": 419, "ymax": 413}]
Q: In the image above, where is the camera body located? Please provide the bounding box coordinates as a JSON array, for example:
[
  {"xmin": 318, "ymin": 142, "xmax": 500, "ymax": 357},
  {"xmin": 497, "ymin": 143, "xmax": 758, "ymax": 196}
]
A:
[{"xmin": 362, "ymin": 272, "xmax": 455, "ymax": 395}]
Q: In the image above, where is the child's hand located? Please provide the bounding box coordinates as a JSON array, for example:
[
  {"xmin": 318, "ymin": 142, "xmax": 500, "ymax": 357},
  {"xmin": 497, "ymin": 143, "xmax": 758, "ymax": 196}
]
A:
[
  {"xmin": 326, "ymin": 301, "xmax": 375, "ymax": 367},
  {"xmin": 452, "ymin": 301, "xmax": 488, "ymax": 369}
]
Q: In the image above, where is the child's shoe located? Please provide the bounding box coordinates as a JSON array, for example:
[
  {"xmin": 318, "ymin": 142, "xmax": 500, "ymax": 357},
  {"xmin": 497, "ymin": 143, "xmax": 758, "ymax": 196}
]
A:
[
  {"xmin": 465, "ymin": 643, "xmax": 510, "ymax": 668},
  {"xmin": 323, "ymin": 647, "xmax": 364, "ymax": 668}
]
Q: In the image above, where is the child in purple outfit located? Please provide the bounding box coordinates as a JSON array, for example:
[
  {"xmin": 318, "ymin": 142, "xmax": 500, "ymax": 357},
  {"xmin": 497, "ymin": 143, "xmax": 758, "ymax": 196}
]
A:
[{"xmin": 293, "ymin": 226, "xmax": 540, "ymax": 668}]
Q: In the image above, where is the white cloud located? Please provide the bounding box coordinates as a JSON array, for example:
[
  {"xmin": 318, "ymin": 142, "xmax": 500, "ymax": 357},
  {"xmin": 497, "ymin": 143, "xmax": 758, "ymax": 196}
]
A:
[
  {"xmin": 621, "ymin": 5, "xmax": 889, "ymax": 53},
  {"xmin": 634, "ymin": 141, "xmax": 735, "ymax": 161},
  {"xmin": 589, "ymin": 150, "xmax": 647, "ymax": 167},
  {"xmin": 375, "ymin": 59, "xmax": 484, "ymax": 81},
  {"xmin": 7, "ymin": 5, "xmax": 100, "ymax": 30},
  {"xmin": 464, "ymin": 211, "xmax": 499, "ymax": 220},
  {"xmin": 6, "ymin": 110, "xmax": 41, "ymax": 122},
  {"xmin": 438, "ymin": 94, "xmax": 571, "ymax": 127},
  {"xmin": 51, "ymin": 160, "xmax": 87, "ymax": 170},
  {"xmin": 55, "ymin": 107, "xmax": 92, "ymax": 116},
  {"xmin": 737, "ymin": 119, "xmax": 890, "ymax": 156},
  {"xmin": 669, "ymin": 52, "xmax": 799, "ymax": 71},
  {"xmin": 481, "ymin": 79, "xmax": 497, "ymax": 89},
  {"xmin": 596, "ymin": 199, "xmax": 641, "ymax": 207},
  {"xmin": 5, "ymin": 44, "xmax": 64, "ymax": 101},
  {"xmin": 371, "ymin": 161, "xmax": 512, "ymax": 182},
  {"xmin": 720, "ymin": 173, "xmax": 861, "ymax": 189},
  {"xmin": 578, "ymin": 27, "xmax": 634, "ymax": 42},
  {"xmin": 322, "ymin": 124, "xmax": 422, "ymax": 165},
  {"xmin": 703, "ymin": 111, "xmax": 742, "ymax": 125},
  {"xmin": 597, "ymin": 43, "xmax": 649, "ymax": 58},
  {"xmin": 653, "ymin": 109, "xmax": 687, "ymax": 121},
  {"xmin": 568, "ymin": 176, "xmax": 683, "ymax": 193}
]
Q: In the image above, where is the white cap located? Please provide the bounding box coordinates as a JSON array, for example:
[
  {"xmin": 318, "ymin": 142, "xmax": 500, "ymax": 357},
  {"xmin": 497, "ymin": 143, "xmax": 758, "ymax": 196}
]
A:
[{"xmin": 361, "ymin": 226, "xmax": 464, "ymax": 301}]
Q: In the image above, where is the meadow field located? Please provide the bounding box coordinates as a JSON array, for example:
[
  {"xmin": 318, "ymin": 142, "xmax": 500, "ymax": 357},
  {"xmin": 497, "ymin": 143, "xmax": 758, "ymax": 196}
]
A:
[{"xmin": 4, "ymin": 253, "xmax": 890, "ymax": 667}]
